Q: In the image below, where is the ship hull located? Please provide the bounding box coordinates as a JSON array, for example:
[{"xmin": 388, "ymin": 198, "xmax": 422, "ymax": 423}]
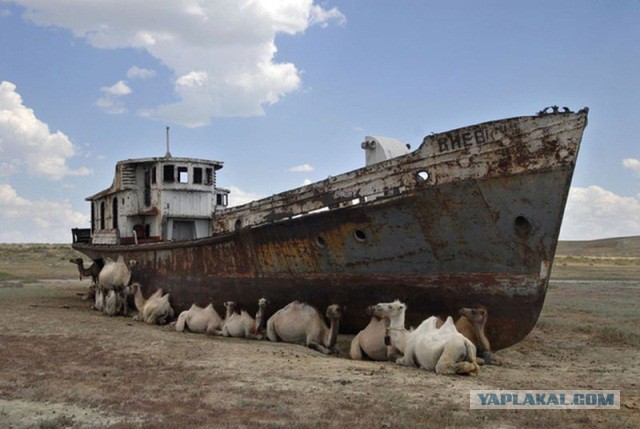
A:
[{"xmin": 73, "ymin": 109, "xmax": 588, "ymax": 350}]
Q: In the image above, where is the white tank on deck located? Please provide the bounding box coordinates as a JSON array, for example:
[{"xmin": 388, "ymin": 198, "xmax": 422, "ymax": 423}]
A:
[{"xmin": 361, "ymin": 136, "xmax": 410, "ymax": 166}]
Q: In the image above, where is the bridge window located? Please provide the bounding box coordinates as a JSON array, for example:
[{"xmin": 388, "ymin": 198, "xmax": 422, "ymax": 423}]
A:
[
  {"xmin": 193, "ymin": 167, "xmax": 203, "ymax": 184},
  {"xmin": 178, "ymin": 166, "xmax": 188, "ymax": 183},
  {"xmin": 163, "ymin": 165, "xmax": 174, "ymax": 182}
]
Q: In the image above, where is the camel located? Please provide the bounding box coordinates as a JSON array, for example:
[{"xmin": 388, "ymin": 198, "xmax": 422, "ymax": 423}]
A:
[
  {"xmin": 367, "ymin": 300, "xmax": 410, "ymax": 361},
  {"xmin": 175, "ymin": 303, "xmax": 224, "ymax": 334},
  {"xmin": 221, "ymin": 298, "xmax": 269, "ymax": 339},
  {"xmin": 266, "ymin": 301, "xmax": 344, "ymax": 354},
  {"xmin": 130, "ymin": 283, "xmax": 174, "ymax": 325},
  {"xmin": 69, "ymin": 258, "xmax": 102, "ymax": 300},
  {"xmin": 104, "ymin": 289, "xmax": 124, "ymax": 316},
  {"xmin": 396, "ymin": 316, "xmax": 479, "ymax": 375},
  {"xmin": 93, "ymin": 289, "xmax": 104, "ymax": 312},
  {"xmin": 349, "ymin": 305, "xmax": 392, "ymax": 361},
  {"xmin": 97, "ymin": 256, "xmax": 136, "ymax": 316},
  {"xmin": 436, "ymin": 306, "xmax": 498, "ymax": 365}
]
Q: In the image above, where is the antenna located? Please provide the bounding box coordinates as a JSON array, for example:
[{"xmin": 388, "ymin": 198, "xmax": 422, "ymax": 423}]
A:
[{"xmin": 165, "ymin": 126, "xmax": 172, "ymax": 158}]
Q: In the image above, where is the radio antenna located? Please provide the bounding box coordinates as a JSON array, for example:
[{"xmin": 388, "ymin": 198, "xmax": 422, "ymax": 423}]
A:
[{"xmin": 165, "ymin": 126, "xmax": 172, "ymax": 158}]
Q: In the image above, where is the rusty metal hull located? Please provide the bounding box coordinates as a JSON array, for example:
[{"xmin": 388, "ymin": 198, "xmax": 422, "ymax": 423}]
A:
[{"xmin": 73, "ymin": 109, "xmax": 588, "ymax": 350}]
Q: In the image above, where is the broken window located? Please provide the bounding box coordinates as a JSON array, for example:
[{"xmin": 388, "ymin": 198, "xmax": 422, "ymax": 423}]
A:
[
  {"xmin": 163, "ymin": 165, "xmax": 174, "ymax": 182},
  {"xmin": 178, "ymin": 166, "xmax": 188, "ymax": 183},
  {"xmin": 193, "ymin": 167, "xmax": 203, "ymax": 184},
  {"xmin": 205, "ymin": 168, "xmax": 213, "ymax": 185}
]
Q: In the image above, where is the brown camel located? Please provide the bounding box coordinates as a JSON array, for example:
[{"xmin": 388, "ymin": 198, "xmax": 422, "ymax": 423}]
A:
[
  {"xmin": 266, "ymin": 301, "xmax": 344, "ymax": 354},
  {"xmin": 436, "ymin": 306, "xmax": 498, "ymax": 365},
  {"xmin": 69, "ymin": 258, "xmax": 101, "ymax": 300},
  {"xmin": 349, "ymin": 305, "xmax": 390, "ymax": 361}
]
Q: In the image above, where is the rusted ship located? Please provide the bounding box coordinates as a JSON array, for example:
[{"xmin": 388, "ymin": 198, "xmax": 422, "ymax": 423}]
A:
[{"xmin": 72, "ymin": 106, "xmax": 588, "ymax": 350}]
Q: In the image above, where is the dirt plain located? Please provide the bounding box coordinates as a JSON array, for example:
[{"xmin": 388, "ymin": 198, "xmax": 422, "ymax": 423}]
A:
[{"xmin": 0, "ymin": 244, "xmax": 639, "ymax": 428}]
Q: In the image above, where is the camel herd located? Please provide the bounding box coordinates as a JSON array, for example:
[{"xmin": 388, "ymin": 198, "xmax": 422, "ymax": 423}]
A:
[{"xmin": 71, "ymin": 257, "xmax": 497, "ymax": 375}]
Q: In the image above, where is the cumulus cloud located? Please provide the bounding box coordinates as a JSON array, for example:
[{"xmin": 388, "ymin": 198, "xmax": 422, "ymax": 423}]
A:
[
  {"xmin": 0, "ymin": 81, "xmax": 90, "ymax": 180},
  {"xmin": 288, "ymin": 163, "xmax": 314, "ymax": 172},
  {"xmin": 126, "ymin": 65, "xmax": 156, "ymax": 80},
  {"xmin": 560, "ymin": 185, "xmax": 640, "ymax": 240},
  {"xmin": 0, "ymin": 183, "xmax": 89, "ymax": 242},
  {"xmin": 302, "ymin": 178, "xmax": 312, "ymax": 186},
  {"xmin": 95, "ymin": 80, "xmax": 132, "ymax": 114},
  {"xmin": 622, "ymin": 158, "xmax": 640, "ymax": 178},
  {"xmin": 9, "ymin": 0, "xmax": 345, "ymax": 127},
  {"xmin": 227, "ymin": 185, "xmax": 263, "ymax": 207}
]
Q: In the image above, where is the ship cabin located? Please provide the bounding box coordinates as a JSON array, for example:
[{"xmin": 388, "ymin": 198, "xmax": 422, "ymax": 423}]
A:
[{"xmin": 72, "ymin": 156, "xmax": 229, "ymax": 245}]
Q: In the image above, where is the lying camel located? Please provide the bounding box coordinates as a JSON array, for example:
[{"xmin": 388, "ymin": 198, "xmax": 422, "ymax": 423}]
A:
[
  {"xmin": 367, "ymin": 300, "xmax": 410, "ymax": 360},
  {"xmin": 69, "ymin": 258, "xmax": 101, "ymax": 300},
  {"xmin": 436, "ymin": 306, "xmax": 498, "ymax": 365},
  {"xmin": 222, "ymin": 298, "xmax": 268, "ymax": 339},
  {"xmin": 175, "ymin": 303, "xmax": 223, "ymax": 334},
  {"xmin": 349, "ymin": 305, "xmax": 391, "ymax": 361},
  {"xmin": 266, "ymin": 301, "xmax": 344, "ymax": 354},
  {"xmin": 397, "ymin": 316, "xmax": 479, "ymax": 376},
  {"xmin": 130, "ymin": 284, "xmax": 174, "ymax": 325},
  {"xmin": 98, "ymin": 256, "xmax": 136, "ymax": 316}
]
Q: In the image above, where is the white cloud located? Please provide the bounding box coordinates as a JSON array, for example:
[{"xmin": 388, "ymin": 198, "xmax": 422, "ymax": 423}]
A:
[
  {"xmin": 9, "ymin": 0, "xmax": 345, "ymax": 127},
  {"xmin": 126, "ymin": 65, "xmax": 156, "ymax": 80},
  {"xmin": 560, "ymin": 185, "xmax": 640, "ymax": 240},
  {"xmin": 227, "ymin": 185, "xmax": 263, "ymax": 207},
  {"xmin": 0, "ymin": 183, "xmax": 89, "ymax": 243},
  {"xmin": 95, "ymin": 80, "xmax": 132, "ymax": 114},
  {"xmin": 288, "ymin": 163, "xmax": 314, "ymax": 172},
  {"xmin": 0, "ymin": 81, "xmax": 90, "ymax": 180},
  {"xmin": 302, "ymin": 179, "xmax": 312, "ymax": 186},
  {"xmin": 622, "ymin": 158, "xmax": 640, "ymax": 178}
]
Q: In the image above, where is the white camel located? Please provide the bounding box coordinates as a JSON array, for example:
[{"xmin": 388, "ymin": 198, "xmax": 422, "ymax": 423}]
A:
[
  {"xmin": 175, "ymin": 302, "xmax": 224, "ymax": 334},
  {"xmin": 266, "ymin": 301, "xmax": 343, "ymax": 354},
  {"xmin": 221, "ymin": 298, "xmax": 269, "ymax": 339},
  {"xmin": 104, "ymin": 289, "xmax": 123, "ymax": 316},
  {"xmin": 397, "ymin": 316, "xmax": 479, "ymax": 375},
  {"xmin": 97, "ymin": 256, "xmax": 136, "ymax": 316},
  {"xmin": 130, "ymin": 283, "xmax": 171, "ymax": 324}
]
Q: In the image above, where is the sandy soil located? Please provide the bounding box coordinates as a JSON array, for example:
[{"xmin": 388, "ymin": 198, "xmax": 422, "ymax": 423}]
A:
[{"xmin": 0, "ymin": 274, "xmax": 638, "ymax": 428}]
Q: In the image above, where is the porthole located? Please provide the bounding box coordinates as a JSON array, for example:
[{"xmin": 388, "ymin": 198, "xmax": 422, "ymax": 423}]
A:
[
  {"xmin": 416, "ymin": 171, "xmax": 429, "ymax": 182},
  {"xmin": 354, "ymin": 229, "xmax": 366, "ymax": 242},
  {"xmin": 316, "ymin": 236, "xmax": 327, "ymax": 248},
  {"xmin": 514, "ymin": 216, "xmax": 532, "ymax": 237}
]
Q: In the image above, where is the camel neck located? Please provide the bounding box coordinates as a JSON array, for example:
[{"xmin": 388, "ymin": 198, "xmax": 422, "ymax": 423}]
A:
[
  {"xmin": 475, "ymin": 323, "xmax": 491, "ymax": 352},
  {"xmin": 325, "ymin": 319, "xmax": 340, "ymax": 349},
  {"xmin": 133, "ymin": 287, "xmax": 146, "ymax": 311}
]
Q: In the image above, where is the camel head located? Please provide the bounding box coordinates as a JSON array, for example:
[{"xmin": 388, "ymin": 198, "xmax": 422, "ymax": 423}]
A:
[
  {"xmin": 224, "ymin": 301, "xmax": 237, "ymax": 313},
  {"xmin": 370, "ymin": 300, "xmax": 406, "ymax": 319},
  {"xmin": 258, "ymin": 297, "xmax": 269, "ymax": 308},
  {"xmin": 325, "ymin": 304, "xmax": 344, "ymax": 320},
  {"xmin": 459, "ymin": 306, "xmax": 488, "ymax": 327},
  {"xmin": 69, "ymin": 258, "xmax": 83, "ymax": 265}
]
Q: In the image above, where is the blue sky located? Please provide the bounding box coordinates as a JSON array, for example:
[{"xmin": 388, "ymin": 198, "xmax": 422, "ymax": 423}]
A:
[{"xmin": 1, "ymin": 1, "xmax": 639, "ymax": 242}]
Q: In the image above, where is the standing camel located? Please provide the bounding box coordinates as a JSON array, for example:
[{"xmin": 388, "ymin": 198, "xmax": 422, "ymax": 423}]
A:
[
  {"xmin": 69, "ymin": 258, "xmax": 102, "ymax": 300},
  {"xmin": 266, "ymin": 301, "xmax": 344, "ymax": 354},
  {"xmin": 97, "ymin": 256, "xmax": 136, "ymax": 316}
]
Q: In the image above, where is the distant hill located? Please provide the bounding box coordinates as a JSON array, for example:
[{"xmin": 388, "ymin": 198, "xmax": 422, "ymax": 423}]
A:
[{"xmin": 557, "ymin": 236, "xmax": 640, "ymax": 257}]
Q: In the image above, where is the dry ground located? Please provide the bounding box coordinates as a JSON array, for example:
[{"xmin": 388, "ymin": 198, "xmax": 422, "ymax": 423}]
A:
[{"xmin": 0, "ymin": 245, "xmax": 639, "ymax": 428}]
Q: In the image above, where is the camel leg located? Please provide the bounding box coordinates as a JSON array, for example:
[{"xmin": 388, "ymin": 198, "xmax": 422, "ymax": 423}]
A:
[
  {"xmin": 307, "ymin": 342, "xmax": 333, "ymax": 355},
  {"xmin": 396, "ymin": 353, "xmax": 416, "ymax": 367},
  {"xmin": 349, "ymin": 333, "xmax": 364, "ymax": 360},
  {"xmin": 435, "ymin": 342, "xmax": 479, "ymax": 376},
  {"xmin": 266, "ymin": 318, "xmax": 278, "ymax": 342}
]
